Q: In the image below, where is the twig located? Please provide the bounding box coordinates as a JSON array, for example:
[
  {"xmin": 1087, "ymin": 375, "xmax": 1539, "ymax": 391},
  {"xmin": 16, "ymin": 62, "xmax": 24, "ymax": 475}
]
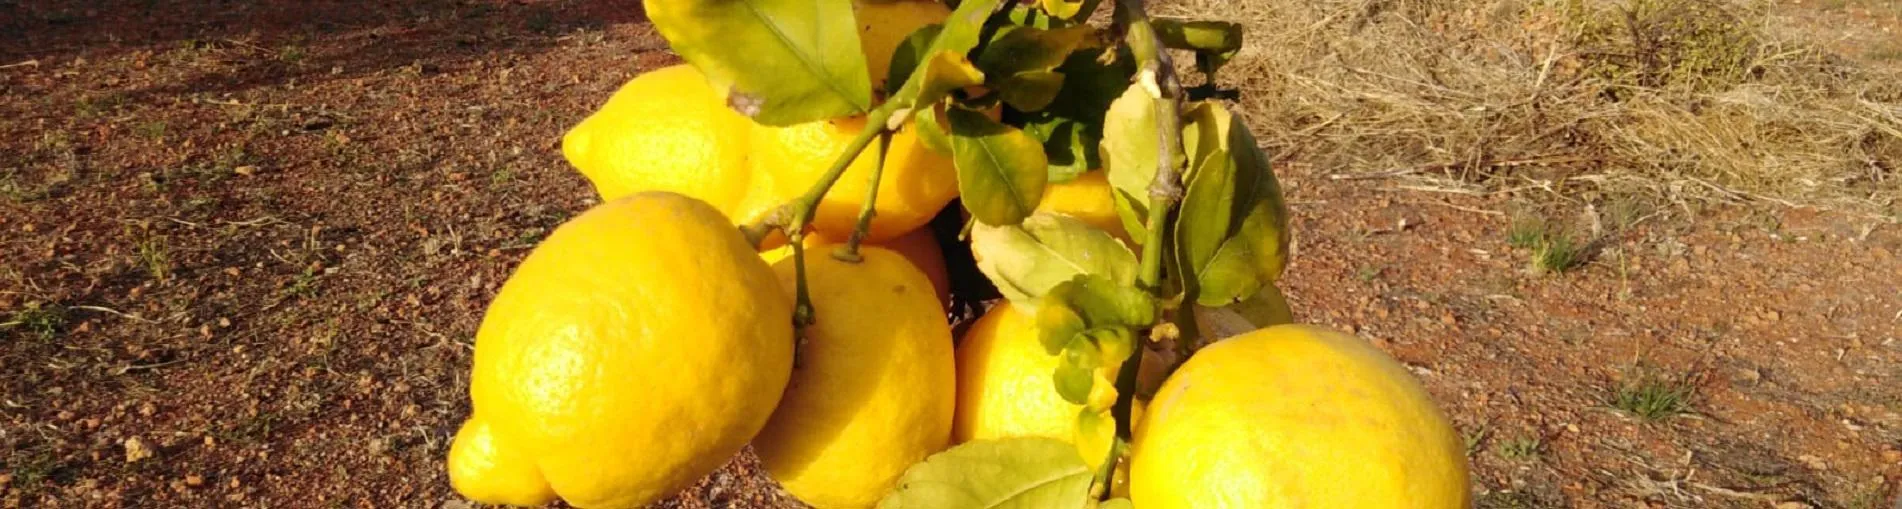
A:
[
  {"xmin": 1400, "ymin": 199, "xmax": 1503, "ymax": 216},
  {"xmin": 69, "ymin": 305, "xmax": 159, "ymax": 324},
  {"xmin": 1687, "ymin": 483, "xmax": 1784, "ymax": 503},
  {"xmin": 0, "ymin": 60, "xmax": 41, "ymax": 70}
]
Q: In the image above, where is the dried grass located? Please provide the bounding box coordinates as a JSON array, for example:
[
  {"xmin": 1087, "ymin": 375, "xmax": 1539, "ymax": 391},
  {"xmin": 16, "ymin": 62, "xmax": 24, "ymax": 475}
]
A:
[{"xmin": 1155, "ymin": 0, "xmax": 1902, "ymax": 218}]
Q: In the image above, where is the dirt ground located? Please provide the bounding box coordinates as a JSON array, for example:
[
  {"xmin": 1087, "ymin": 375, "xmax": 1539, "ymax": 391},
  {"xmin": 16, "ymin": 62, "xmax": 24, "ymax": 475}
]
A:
[{"xmin": 2, "ymin": 1, "xmax": 1898, "ymax": 508}]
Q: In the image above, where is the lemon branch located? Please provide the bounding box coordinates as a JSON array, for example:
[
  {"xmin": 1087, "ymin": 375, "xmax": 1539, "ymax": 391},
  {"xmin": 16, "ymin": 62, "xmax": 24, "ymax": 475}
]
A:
[
  {"xmin": 1113, "ymin": 0, "xmax": 1186, "ymax": 444},
  {"xmin": 741, "ymin": 102, "xmax": 903, "ymax": 329},
  {"xmin": 835, "ymin": 131, "xmax": 894, "ymax": 263},
  {"xmin": 740, "ymin": 102, "xmax": 903, "ymax": 250}
]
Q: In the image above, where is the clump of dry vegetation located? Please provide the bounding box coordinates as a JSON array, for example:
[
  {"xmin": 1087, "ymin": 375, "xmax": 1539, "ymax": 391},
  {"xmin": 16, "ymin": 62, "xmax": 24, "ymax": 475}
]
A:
[{"xmin": 1160, "ymin": 0, "xmax": 1902, "ymax": 217}]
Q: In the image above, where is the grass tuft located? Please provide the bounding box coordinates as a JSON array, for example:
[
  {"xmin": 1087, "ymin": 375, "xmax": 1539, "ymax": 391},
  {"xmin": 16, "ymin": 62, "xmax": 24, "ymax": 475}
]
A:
[{"xmin": 1612, "ymin": 369, "xmax": 1698, "ymax": 421}]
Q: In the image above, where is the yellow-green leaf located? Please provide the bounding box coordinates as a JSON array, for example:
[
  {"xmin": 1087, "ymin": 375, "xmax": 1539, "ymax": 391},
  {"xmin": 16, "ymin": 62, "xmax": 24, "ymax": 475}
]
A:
[
  {"xmin": 972, "ymin": 213, "xmax": 1136, "ymax": 307},
  {"xmin": 951, "ymin": 108, "xmax": 1048, "ymax": 226},
  {"xmin": 1042, "ymin": 0, "xmax": 1088, "ymax": 20},
  {"xmin": 1101, "ymin": 83, "xmax": 1181, "ymax": 212},
  {"xmin": 877, "ymin": 437, "xmax": 1093, "ymax": 509},
  {"xmin": 647, "ymin": 0, "xmax": 870, "ymax": 125},
  {"xmin": 1154, "ymin": 19, "xmax": 1244, "ymax": 77},
  {"xmin": 1100, "ymin": 499, "xmax": 1133, "ymax": 509}
]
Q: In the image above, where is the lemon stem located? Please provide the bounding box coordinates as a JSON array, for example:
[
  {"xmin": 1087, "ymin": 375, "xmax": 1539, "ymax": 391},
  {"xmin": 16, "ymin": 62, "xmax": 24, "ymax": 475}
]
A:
[
  {"xmin": 1113, "ymin": 0, "xmax": 1184, "ymax": 451},
  {"xmin": 836, "ymin": 131, "xmax": 894, "ymax": 263}
]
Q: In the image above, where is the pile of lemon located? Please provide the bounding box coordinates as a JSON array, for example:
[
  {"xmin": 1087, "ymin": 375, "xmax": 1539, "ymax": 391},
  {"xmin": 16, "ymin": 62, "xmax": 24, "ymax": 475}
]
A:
[{"xmin": 445, "ymin": 2, "xmax": 1468, "ymax": 508}]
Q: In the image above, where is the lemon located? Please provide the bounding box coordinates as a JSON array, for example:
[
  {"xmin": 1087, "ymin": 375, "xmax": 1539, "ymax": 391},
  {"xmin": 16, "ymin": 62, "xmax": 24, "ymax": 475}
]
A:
[
  {"xmin": 448, "ymin": 192, "xmax": 794, "ymax": 508},
  {"xmin": 855, "ymin": 0, "xmax": 952, "ymax": 92},
  {"xmin": 751, "ymin": 115, "xmax": 958, "ymax": 243},
  {"xmin": 754, "ymin": 246, "xmax": 956, "ymax": 508},
  {"xmin": 1036, "ymin": 171, "xmax": 1131, "ymax": 245},
  {"xmin": 952, "ymin": 302, "xmax": 1082, "ymax": 443},
  {"xmin": 1130, "ymin": 325, "xmax": 1470, "ymax": 508},
  {"xmin": 561, "ymin": 65, "xmax": 760, "ymax": 213}
]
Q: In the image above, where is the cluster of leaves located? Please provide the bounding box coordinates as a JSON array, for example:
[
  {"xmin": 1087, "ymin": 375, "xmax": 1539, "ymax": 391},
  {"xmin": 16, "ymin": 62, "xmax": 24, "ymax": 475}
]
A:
[{"xmin": 648, "ymin": 0, "xmax": 1285, "ymax": 506}]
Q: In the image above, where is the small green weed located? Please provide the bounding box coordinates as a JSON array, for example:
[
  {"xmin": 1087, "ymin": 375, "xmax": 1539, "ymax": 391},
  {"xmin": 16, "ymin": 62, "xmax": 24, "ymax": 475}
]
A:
[
  {"xmin": 133, "ymin": 121, "xmax": 168, "ymax": 141},
  {"xmin": 136, "ymin": 233, "xmax": 171, "ymax": 282},
  {"xmin": 1496, "ymin": 435, "xmax": 1542, "ymax": 461},
  {"xmin": 5, "ymin": 301, "xmax": 68, "ymax": 341},
  {"xmin": 1612, "ymin": 369, "xmax": 1697, "ymax": 421}
]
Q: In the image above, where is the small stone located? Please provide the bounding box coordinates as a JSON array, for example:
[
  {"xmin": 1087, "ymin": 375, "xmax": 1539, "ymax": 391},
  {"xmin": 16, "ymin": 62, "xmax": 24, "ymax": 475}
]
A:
[
  {"xmin": 57, "ymin": 410, "xmax": 75, "ymax": 420},
  {"xmin": 123, "ymin": 437, "xmax": 154, "ymax": 463},
  {"xmin": 1796, "ymin": 454, "xmax": 1828, "ymax": 471},
  {"xmin": 139, "ymin": 402, "xmax": 156, "ymax": 416},
  {"xmin": 233, "ymin": 165, "xmax": 257, "ymax": 176},
  {"xmin": 217, "ymin": 318, "xmax": 231, "ymax": 328},
  {"xmin": 1737, "ymin": 368, "xmax": 1762, "ymax": 385},
  {"xmin": 1565, "ymin": 423, "xmax": 1580, "ymax": 434},
  {"xmin": 184, "ymin": 475, "xmax": 203, "ymax": 488},
  {"xmin": 229, "ymin": 477, "xmax": 241, "ymax": 489},
  {"xmin": 203, "ymin": 436, "xmax": 216, "ymax": 448}
]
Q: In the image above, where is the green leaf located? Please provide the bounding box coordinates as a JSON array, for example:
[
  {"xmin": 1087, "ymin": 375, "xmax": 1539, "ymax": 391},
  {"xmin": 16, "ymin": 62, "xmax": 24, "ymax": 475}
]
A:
[
  {"xmin": 1020, "ymin": 47, "xmax": 1134, "ymax": 182},
  {"xmin": 1073, "ymin": 408, "xmax": 1116, "ymax": 469},
  {"xmin": 1193, "ymin": 284, "xmax": 1294, "ymax": 340},
  {"xmin": 1084, "ymin": 326, "xmax": 1134, "ymax": 367},
  {"xmin": 889, "ymin": 0, "xmax": 1004, "ymax": 107},
  {"xmin": 1042, "ymin": 275, "xmax": 1158, "ymax": 334},
  {"xmin": 907, "ymin": 51, "xmax": 988, "ymax": 108},
  {"xmin": 885, "ymin": 24, "xmax": 945, "ymax": 96},
  {"xmin": 1053, "ymin": 351, "xmax": 1096, "ymax": 405},
  {"xmin": 977, "ymin": 26, "xmax": 1093, "ymax": 78},
  {"xmin": 951, "ymin": 108, "xmax": 1048, "ymax": 226},
  {"xmin": 648, "ymin": 0, "xmax": 870, "ymax": 125},
  {"xmin": 877, "ymin": 437, "xmax": 1093, "ymax": 509},
  {"xmin": 1021, "ymin": 118, "xmax": 1089, "ymax": 182},
  {"xmin": 915, "ymin": 104, "xmax": 954, "ymax": 155},
  {"xmin": 997, "ymin": 70, "xmax": 1067, "ymax": 112},
  {"xmin": 1035, "ymin": 302, "xmax": 1088, "ymax": 355},
  {"xmin": 1173, "ymin": 102, "xmax": 1291, "ymax": 306},
  {"xmin": 1154, "ymin": 19, "xmax": 1244, "ymax": 77},
  {"xmin": 970, "ymin": 213, "xmax": 1137, "ymax": 307}
]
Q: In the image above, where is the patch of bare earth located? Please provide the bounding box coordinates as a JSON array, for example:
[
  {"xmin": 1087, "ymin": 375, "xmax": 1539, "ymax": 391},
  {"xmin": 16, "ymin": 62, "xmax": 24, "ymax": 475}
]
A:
[{"xmin": 1, "ymin": 1, "xmax": 1897, "ymax": 508}]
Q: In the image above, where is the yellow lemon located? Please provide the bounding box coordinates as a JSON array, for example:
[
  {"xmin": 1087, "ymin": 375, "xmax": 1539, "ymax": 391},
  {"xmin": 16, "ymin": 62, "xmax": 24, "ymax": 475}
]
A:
[
  {"xmin": 755, "ymin": 246, "xmax": 956, "ymax": 508},
  {"xmin": 561, "ymin": 65, "xmax": 760, "ymax": 213},
  {"xmin": 1036, "ymin": 171, "xmax": 1132, "ymax": 245},
  {"xmin": 1130, "ymin": 325, "xmax": 1471, "ymax": 508},
  {"xmin": 449, "ymin": 192, "xmax": 794, "ymax": 508},
  {"xmin": 855, "ymin": 0, "xmax": 952, "ymax": 92},
  {"xmin": 751, "ymin": 115, "xmax": 958, "ymax": 244},
  {"xmin": 952, "ymin": 302, "xmax": 1082, "ymax": 443}
]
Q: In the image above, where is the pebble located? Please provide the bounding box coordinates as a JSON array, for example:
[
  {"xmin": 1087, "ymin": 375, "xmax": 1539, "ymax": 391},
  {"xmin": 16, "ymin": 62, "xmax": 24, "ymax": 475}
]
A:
[
  {"xmin": 184, "ymin": 475, "xmax": 204, "ymax": 488},
  {"xmin": 138, "ymin": 402, "xmax": 156, "ymax": 416},
  {"xmin": 124, "ymin": 437, "xmax": 154, "ymax": 463},
  {"xmin": 1796, "ymin": 454, "xmax": 1828, "ymax": 471}
]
